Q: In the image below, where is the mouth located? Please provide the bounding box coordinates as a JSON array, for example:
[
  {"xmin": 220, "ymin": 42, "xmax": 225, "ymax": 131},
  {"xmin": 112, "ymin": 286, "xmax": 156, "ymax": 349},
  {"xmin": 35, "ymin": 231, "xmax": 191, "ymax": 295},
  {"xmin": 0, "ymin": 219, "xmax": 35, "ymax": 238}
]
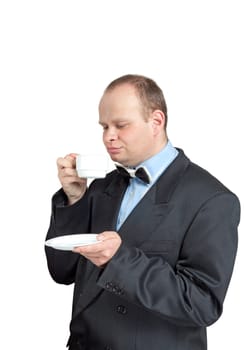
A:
[{"xmin": 106, "ymin": 147, "xmax": 122, "ymax": 155}]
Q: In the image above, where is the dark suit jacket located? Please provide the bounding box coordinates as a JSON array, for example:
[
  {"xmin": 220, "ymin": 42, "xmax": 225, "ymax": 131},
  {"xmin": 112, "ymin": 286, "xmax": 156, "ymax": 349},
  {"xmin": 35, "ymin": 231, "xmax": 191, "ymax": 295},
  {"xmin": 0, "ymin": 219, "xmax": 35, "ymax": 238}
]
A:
[{"xmin": 45, "ymin": 149, "xmax": 240, "ymax": 350}]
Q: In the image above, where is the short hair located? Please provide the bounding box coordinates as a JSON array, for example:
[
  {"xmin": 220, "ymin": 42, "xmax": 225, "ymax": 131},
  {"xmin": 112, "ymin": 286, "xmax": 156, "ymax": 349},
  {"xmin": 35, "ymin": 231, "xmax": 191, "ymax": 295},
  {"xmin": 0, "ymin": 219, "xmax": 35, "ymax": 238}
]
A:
[{"xmin": 104, "ymin": 74, "xmax": 168, "ymax": 128}]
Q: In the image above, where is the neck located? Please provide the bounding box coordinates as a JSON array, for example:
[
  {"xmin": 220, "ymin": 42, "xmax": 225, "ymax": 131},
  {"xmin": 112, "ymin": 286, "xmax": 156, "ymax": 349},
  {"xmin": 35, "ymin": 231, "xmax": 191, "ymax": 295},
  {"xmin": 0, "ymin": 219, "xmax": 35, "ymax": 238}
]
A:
[
  {"xmin": 140, "ymin": 137, "xmax": 168, "ymax": 165},
  {"xmin": 127, "ymin": 138, "xmax": 168, "ymax": 168}
]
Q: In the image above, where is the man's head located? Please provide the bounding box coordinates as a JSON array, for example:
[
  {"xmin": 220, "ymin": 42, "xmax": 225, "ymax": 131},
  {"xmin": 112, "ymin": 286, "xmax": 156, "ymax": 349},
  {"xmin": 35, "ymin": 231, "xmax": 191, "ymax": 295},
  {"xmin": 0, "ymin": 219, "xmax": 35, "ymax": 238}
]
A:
[
  {"xmin": 104, "ymin": 74, "xmax": 168, "ymax": 128},
  {"xmin": 99, "ymin": 74, "xmax": 168, "ymax": 167}
]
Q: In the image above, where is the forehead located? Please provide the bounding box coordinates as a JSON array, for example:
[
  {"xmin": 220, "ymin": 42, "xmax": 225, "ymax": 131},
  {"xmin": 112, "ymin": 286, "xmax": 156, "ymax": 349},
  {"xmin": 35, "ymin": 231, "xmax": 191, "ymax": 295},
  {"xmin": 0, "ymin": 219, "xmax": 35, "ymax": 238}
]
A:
[
  {"xmin": 101, "ymin": 83, "xmax": 139, "ymax": 104},
  {"xmin": 99, "ymin": 84, "xmax": 143, "ymax": 120}
]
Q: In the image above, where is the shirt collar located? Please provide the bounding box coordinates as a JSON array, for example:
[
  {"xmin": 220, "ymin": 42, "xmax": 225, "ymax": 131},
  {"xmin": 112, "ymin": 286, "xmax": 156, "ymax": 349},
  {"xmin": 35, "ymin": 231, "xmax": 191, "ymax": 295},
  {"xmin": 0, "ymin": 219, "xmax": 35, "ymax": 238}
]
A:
[{"xmin": 139, "ymin": 141, "xmax": 179, "ymax": 184}]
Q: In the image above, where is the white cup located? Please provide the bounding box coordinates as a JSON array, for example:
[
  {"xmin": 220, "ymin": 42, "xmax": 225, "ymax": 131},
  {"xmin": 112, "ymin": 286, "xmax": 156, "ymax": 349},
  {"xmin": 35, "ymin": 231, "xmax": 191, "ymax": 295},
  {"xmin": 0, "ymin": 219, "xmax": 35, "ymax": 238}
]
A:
[{"xmin": 76, "ymin": 154, "xmax": 108, "ymax": 178}]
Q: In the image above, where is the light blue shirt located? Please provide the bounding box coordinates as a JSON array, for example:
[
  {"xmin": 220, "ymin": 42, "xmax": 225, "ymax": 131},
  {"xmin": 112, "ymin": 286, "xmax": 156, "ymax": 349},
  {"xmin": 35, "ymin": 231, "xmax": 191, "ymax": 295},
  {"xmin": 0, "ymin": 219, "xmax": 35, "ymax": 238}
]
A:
[{"xmin": 116, "ymin": 141, "xmax": 179, "ymax": 229}]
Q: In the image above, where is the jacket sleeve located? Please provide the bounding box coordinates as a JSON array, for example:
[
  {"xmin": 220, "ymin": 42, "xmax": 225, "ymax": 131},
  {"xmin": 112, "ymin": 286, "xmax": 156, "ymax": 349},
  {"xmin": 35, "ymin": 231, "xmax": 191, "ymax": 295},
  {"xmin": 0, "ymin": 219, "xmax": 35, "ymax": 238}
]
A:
[
  {"xmin": 97, "ymin": 192, "xmax": 240, "ymax": 327},
  {"xmin": 45, "ymin": 189, "xmax": 90, "ymax": 285}
]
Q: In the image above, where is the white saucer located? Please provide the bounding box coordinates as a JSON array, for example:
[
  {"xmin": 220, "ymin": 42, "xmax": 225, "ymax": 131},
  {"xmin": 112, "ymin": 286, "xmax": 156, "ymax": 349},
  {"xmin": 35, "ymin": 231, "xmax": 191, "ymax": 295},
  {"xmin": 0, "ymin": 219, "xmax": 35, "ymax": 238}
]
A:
[{"xmin": 45, "ymin": 234, "xmax": 100, "ymax": 251}]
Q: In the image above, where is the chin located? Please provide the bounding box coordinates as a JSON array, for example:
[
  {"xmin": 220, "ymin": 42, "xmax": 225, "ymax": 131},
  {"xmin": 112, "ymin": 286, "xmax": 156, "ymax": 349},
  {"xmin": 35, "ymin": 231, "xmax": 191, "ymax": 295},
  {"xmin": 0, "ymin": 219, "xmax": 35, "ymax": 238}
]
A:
[
  {"xmin": 109, "ymin": 154, "xmax": 126, "ymax": 165},
  {"xmin": 109, "ymin": 154, "xmax": 120, "ymax": 162}
]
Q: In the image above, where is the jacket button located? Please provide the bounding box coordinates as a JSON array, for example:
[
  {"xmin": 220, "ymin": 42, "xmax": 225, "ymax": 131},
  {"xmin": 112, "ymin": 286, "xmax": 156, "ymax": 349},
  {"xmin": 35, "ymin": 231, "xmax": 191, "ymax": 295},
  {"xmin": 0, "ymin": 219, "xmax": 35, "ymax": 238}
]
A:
[
  {"xmin": 117, "ymin": 288, "xmax": 124, "ymax": 295},
  {"xmin": 105, "ymin": 282, "xmax": 113, "ymax": 290},
  {"xmin": 112, "ymin": 286, "xmax": 118, "ymax": 293},
  {"xmin": 116, "ymin": 305, "xmax": 127, "ymax": 314}
]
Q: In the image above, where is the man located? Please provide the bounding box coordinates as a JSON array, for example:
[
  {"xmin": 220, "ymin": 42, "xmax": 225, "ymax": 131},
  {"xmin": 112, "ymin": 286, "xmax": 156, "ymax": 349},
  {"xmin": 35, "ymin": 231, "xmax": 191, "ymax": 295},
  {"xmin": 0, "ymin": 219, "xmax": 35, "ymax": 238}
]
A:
[{"xmin": 45, "ymin": 74, "xmax": 240, "ymax": 350}]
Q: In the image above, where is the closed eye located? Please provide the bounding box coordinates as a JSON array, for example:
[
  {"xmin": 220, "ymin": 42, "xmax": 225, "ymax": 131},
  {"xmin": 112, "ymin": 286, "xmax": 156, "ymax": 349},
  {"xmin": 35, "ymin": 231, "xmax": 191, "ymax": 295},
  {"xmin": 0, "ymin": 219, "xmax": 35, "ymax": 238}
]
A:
[{"xmin": 116, "ymin": 123, "xmax": 129, "ymax": 129}]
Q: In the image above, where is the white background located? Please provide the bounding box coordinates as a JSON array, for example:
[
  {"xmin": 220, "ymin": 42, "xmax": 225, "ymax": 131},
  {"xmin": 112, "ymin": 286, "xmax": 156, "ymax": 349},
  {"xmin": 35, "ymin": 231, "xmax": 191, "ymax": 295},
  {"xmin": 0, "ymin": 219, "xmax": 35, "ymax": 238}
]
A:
[{"xmin": 0, "ymin": 1, "xmax": 244, "ymax": 349}]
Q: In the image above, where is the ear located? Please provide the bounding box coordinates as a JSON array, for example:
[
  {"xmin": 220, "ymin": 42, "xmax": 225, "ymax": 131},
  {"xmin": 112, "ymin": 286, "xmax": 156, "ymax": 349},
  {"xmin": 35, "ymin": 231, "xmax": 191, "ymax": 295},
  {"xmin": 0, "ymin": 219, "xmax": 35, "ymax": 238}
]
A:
[{"xmin": 150, "ymin": 110, "xmax": 166, "ymax": 135}]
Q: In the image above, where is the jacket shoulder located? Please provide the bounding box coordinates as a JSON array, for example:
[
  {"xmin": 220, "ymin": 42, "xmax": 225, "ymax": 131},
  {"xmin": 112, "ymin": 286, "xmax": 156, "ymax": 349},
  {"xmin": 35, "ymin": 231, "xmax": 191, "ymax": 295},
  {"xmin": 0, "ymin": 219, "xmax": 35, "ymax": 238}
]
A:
[
  {"xmin": 170, "ymin": 149, "xmax": 239, "ymax": 204},
  {"xmin": 185, "ymin": 161, "xmax": 235, "ymax": 196}
]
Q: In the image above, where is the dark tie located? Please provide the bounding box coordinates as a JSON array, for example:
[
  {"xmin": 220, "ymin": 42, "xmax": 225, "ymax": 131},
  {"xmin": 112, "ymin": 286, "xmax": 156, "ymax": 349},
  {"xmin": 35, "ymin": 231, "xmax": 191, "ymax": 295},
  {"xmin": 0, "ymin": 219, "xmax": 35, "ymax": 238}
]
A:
[{"xmin": 116, "ymin": 164, "xmax": 151, "ymax": 184}]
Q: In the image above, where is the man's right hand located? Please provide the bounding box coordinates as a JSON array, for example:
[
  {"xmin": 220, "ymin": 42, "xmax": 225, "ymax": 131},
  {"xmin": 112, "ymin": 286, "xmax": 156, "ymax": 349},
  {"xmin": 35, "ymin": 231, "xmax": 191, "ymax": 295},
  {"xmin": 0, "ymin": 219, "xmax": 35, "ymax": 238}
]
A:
[{"xmin": 57, "ymin": 153, "xmax": 87, "ymax": 205}]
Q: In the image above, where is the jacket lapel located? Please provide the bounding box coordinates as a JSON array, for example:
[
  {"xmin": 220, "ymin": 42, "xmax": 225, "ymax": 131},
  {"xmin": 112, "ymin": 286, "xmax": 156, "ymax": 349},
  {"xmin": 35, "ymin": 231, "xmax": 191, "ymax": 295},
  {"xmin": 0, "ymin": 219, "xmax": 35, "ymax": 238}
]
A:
[
  {"xmin": 118, "ymin": 186, "xmax": 170, "ymax": 246},
  {"xmin": 90, "ymin": 174, "xmax": 130, "ymax": 232},
  {"xmin": 118, "ymin": 149, "xmax": 190, "ymax": 246}
]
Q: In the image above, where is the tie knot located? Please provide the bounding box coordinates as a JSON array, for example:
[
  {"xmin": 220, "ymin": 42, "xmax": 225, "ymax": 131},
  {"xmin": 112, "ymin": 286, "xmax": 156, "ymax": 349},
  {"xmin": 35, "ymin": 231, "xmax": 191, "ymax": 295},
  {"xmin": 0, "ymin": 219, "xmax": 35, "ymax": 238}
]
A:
[{"xmin": 116, "ymin": 164, "xmax": 151, "ymax": 184}]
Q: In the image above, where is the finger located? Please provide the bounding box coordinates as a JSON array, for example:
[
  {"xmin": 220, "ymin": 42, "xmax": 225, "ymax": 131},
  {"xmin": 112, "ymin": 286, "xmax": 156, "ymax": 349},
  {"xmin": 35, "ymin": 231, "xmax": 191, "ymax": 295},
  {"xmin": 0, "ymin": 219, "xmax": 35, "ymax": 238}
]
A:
[
  {"xmin": 57, "ymin": 153, "xmax": 78, "ymax": 169},
  {"xmin": 73, "ymin": 243, "xmax": 103, "ymax": 255},
  {"xmin": 66, "ymin": 153, "xmax": 78, "ymax": 159},
  {"xmin": 57, "ymin": 157, "xmax": 74, "ymax": 170},
  {"xmin": 97, "ymin": 231, "xmax": 119, "ymax": 241},
  {"xmin": 73, "ymin": 247, "xmax": 111, "ymax": 263},
  {"xmin": 58, "ymin": 167, "xmax": 78, "ymax": 182},
  {"xmin": 59, "ymin": 167, "xmax": 78, "ymax": 177},
  {"xmin": 59, "ymin": 176, "xmax": 80, "ymax": 185},
  {"xmin": 65, "ymin": 153, "xmax": 78, "ymax": 166}
]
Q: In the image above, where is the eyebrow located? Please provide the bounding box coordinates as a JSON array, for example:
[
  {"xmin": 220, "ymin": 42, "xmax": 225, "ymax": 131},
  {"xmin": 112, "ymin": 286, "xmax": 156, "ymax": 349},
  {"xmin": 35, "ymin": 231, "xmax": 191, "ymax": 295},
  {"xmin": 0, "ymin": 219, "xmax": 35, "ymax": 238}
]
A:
[{"xmin": 98, "ymin": 119, "xmax": 130, "ymax": 126}]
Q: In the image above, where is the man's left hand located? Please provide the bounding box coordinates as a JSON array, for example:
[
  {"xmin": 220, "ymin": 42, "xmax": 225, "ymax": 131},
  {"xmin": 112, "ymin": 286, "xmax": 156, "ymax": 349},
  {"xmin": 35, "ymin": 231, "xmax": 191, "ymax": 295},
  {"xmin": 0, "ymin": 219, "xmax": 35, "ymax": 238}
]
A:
[{"xmin": 73, "ymin": 231, "xmax": 122, "ymax": 267}]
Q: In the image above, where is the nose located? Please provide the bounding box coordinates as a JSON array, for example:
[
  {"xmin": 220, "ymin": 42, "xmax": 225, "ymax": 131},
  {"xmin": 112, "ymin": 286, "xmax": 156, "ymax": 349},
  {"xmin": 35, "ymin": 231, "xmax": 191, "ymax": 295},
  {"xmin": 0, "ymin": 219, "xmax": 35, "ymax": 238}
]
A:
[{"xmin": 104, "ymin": 127, "xmax": 118, "ymax": 143}]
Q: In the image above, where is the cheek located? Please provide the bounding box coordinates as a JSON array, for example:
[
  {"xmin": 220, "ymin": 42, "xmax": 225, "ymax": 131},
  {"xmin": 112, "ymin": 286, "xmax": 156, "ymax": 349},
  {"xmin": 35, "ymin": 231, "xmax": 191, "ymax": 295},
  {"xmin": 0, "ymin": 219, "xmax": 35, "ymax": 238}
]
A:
[
  {"xmin": 120, "ymin": 124, "xmax": 152, "ymax": 145},
  {"xmin": 138, "ymin": 125, "xmax": 153, "ymax": 140},
  {"xmin": 128, "ymin": 129, "xmax": 151, "ymax": 149},
  {"xmin": 122, "ymin": 131, "xmax": 138, "ymax": 145},
  {"xmin": 102, "ymin": 132, "xmax": 106, "ymax": 143}
]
